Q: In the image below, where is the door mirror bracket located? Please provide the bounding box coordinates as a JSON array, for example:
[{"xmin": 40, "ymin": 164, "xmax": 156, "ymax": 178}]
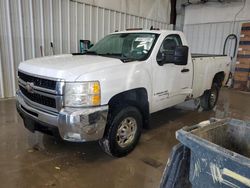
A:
[{"xmin": 156, "ymin": 52, "xmax": 166, "ymax": 66}]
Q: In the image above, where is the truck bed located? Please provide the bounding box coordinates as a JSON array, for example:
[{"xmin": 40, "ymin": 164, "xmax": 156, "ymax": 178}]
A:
[
  {"xmin": 192, "ymin": 54, "xmax": 227, "ymax": 58},
  {"xmin": 191, "ymin": 55, "xmax": 230, "ymax": 98}
]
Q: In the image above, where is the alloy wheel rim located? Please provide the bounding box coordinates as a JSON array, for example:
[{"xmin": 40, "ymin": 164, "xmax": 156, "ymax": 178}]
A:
[
  {"xmin": 209, "ymin": 89, "xmax": 217, "ymax": 107},
  {"xmin": 116, "ymin": 117, "xmax": 137, "ymax": 148}
]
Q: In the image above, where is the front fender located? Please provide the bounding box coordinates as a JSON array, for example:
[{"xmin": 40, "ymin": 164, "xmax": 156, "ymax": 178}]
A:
[{"xmin": 76, "ymin": 62, "xmax": 152, "ymax": 106}]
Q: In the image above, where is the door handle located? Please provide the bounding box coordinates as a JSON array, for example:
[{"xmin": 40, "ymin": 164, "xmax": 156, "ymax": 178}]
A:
[{"xmin": 181, "ymin": 68, "xmax": 189, "ymax": 73}]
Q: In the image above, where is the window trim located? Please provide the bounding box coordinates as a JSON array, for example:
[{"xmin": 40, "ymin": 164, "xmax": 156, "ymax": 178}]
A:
[{"xmin": 156, "ymin": 34, "xmax": 184, "ymax": 66}]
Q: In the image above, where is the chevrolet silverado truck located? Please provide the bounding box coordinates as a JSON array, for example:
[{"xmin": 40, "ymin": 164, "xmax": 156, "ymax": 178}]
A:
[{"xmin": 16, "ymin": 30, "xmax": 230, "ymax": 157}]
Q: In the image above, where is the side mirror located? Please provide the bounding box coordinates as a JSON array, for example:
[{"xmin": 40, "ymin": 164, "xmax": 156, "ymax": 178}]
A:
[
  {"xmin": 171, "ymin": 46, "xmax": 189, "ymax": 65},
  {"xmin": 157, "ymin": 46, "xmax": 189, "ymax": 66}
]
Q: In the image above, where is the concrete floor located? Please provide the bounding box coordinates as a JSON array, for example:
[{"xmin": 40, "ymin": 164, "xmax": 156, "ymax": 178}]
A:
[{"xmin": 0, "ymin": 88, "xmax": 249, "ymax": 188}]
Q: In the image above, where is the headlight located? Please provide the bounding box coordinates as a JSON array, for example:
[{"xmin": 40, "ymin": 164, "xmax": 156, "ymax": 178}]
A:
[{"xmin": 64, "ymin": 81, "xmax": 100, "ymax": 107}]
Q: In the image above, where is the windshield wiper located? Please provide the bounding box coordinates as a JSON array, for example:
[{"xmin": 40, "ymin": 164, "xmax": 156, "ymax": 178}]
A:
[
  {"xmin": 120, "ymin": 57, "xmax": 136, "ymax": 63},
  {"xmin": 120, "ymin": 54, "xmax": 137, "ymax": 63},
  {"xmin": 82, "ymin": 51, "xmax": 119, "ymax": 56},
  {"xmin": 99, "ymin": 53, "xmax": 136, "ymax": 62},
  {"xmin": 84, "ymin": 50, "xmax": 98, "ymax": 55},
  {"xmin": 72, "ymin": 50, "xmax": 98, "ymax": 56},
  {"xmin": 73, "ymin": 51, "xmax": 135, "ymax": 62},
  {"xmin": 99, "ymin": 53, "xmax": 121, "ymax": 56},
  {"xmin": 97, "ymin": 53, "xmax": 131, "ymax": 61},
  {"xmin": 96, "ymin": 53, "xmax": 136, "ymax": 62}
]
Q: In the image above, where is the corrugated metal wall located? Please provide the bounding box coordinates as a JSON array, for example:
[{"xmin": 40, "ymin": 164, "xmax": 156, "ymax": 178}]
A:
[
  {"xmin": 184, "ymin": 21, "xmax": 239, "ymax": 54},
  {"xmin": 184, "ymin": 20, "xmax": 250, "ymax": 61},
  {"xmin": 0, "ymin": 0, "xmax": 171, "ymax": 99},
  {"xmin": 183, "ymin": 20, "xmax": 250, "ymax": 72}
]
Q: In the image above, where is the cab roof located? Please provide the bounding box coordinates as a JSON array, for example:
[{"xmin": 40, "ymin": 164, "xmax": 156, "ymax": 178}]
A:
[{"xmin": 110, "ymin": 29, "xmax": 184, "ymax": 36}]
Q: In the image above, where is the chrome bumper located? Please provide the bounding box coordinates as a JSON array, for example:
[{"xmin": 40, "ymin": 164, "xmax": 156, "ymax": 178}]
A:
[{"xmin": 16, "ymin": 90, "xmax": 108, "ymax": 142}]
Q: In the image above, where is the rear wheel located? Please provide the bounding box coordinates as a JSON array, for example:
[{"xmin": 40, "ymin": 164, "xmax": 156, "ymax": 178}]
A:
[
  {"xmin": 200, "ymin": 83, "xmax": 219, "ymax": 111},
  {"xmin": 99, "ymin": 106, "xmax": 142, "ymax": 157}
]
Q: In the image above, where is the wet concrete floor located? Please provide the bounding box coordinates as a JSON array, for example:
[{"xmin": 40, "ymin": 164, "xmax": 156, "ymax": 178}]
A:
[{"xmin": 0, "ymin": 88, "xmax": 249, "ymax": 188}]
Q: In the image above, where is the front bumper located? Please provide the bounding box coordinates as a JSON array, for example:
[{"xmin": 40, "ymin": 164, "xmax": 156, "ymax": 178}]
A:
[{"xmin": 16, "ymin": 91, "xmax": 108, "ymax": 142}]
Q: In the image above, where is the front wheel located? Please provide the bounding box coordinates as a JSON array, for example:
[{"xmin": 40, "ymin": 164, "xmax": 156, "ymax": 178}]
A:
[
  {"xmin": 99, "ymin": 106, "xmax": 142, "ymax": 157},
  {"xmin": 200, "ymin": 83, "xmax": 219, "ymax": 111}
]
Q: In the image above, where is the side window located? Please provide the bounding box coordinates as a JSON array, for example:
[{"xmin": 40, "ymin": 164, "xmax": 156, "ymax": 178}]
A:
[
  {"xmin": 159, "ymin": 34, "xmax": 182, "ymax": 54},
  {"xmin": 156, "ymin": 34, "xmax": 185, "ymax": 65}
]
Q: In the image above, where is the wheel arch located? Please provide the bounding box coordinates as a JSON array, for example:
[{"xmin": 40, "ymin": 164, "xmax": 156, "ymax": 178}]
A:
[
  {"xmin": 200, "ymin": 71, "xmax": 225, "ymax": 101},
  {"xmin": 107, "ymin": 88, "xmax": 150, "ymax": 128},
  {"xmin": 212, "ymin": 71, "xmax": 225, "ymax": 87}
]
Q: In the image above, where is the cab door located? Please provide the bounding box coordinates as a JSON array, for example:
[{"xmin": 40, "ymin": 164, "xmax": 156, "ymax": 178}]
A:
[{"xmin": 152, "ymin": 34, "xmax": 192, "ymax": 112}]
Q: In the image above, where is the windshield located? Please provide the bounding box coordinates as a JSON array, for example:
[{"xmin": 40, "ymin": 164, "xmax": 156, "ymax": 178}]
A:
[{"xmin": 87, "ymin": 33, "xmax": 159, "ymax": 62}]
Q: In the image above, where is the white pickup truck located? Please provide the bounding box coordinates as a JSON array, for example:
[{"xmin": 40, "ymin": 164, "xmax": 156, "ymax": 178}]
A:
[{"xmin": 16, "ymin": 30, "xmax": 230, "ymax": 157}]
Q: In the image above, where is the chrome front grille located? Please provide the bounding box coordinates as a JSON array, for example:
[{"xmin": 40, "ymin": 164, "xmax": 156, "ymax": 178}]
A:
[
  {"xmin": 18, "ymin": 71, "xmax": 57, "ymax": 90},
  {"xmin": 20, "ymin": 86, "xmax": 57, "ymax": 108},
  {"xmin": 18, "ymin": 71, "xmax": 64, "ymax": 112}
]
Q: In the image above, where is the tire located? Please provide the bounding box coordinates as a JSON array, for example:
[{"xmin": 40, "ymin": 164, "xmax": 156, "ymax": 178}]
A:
[
  {"xmin": 200, "ymin": 83, "xmax": 219, "ymax": 111},
  {"xmin": 99, "ymin": 106, "xmax": 142, "ymax": 157}
]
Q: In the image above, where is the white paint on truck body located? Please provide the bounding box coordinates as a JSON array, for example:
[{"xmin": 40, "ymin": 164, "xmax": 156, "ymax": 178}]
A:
[
  {"xmin": 192, "ymin": 56, "xmax": 230, "ymax": 98},
  {"xmin": 18, "ymin": 30, "xmax": 230, "ymax": 114}
]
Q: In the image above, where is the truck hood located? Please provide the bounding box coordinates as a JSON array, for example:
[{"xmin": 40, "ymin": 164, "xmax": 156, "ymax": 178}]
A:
[{"xmin": 18, "ymin": 54, "xmax": 123, "ymax": 81}]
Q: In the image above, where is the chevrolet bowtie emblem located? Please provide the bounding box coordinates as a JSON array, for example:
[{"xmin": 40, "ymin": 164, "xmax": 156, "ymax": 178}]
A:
[{"xmin": 26, "ymin": 82, "xmax": 34, "ymax": 93}]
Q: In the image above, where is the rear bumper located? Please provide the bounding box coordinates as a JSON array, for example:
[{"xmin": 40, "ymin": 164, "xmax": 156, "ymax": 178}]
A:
[{"xmin": 16, "ymin": 90, "xmax": 108, "ymax": 142}]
